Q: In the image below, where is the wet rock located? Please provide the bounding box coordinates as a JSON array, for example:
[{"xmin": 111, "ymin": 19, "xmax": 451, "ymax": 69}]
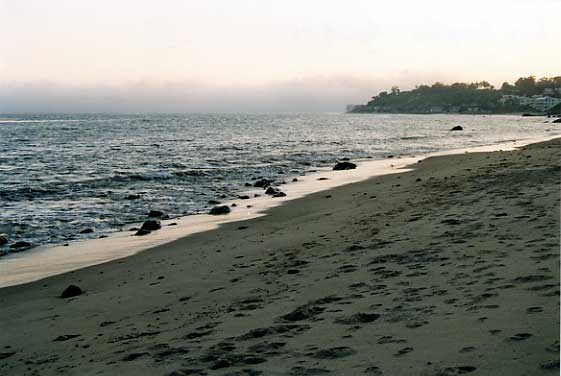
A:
[
  {"xmin": 0, "ymin": 235, "xmax": 7, "ymax": 245},
  {"xmin": 148, "ymin": 210, "xmax": 165, "ymax": 218},
  {"xmin": 450, "ymin": 125, "xmax": 463, "ymax": 131},
  {"xmin": 210, "ymin": 205, "xmax": 231, "ymax": 215},
  {"xmin": 60, "ymin": 284, "xmax": 84, "ymax": 298},
  {"xmin": 208, "ymin": 200, "xmax": 221, "ymax": 205},
  {"xmin": 333, "ymin": 162, "xmax": 357, "ymax": 171},
  {"xmin": 553, "ymin": 118, "xmax": 561, "ymax": 123},
  {"xmin": 292, "ymin": 178, "xmax": 299, "ymax": 182},
  {"xmin": 273, "ymin": 191, "xmax": 287, "ymax": 198},
  {"xmin": 140, "ymin": 219, "xmax": 161, "ymax": 231},
  {"xmin": 254, "ymin": 179, "xmax": 272, "ymax": 188},
  {"xmin": 135, "ymin": 229, "xmax": 152, "ymax": 236},
  {"xmin": 80, "ymin": 228, "xmax": 94, "ymax": 234},
  {"xmin": 238, "ymin": 195, "xmax": 250, "ymax": 200},
  {"xmin": 265, "ymin": 187, "xmax": 278, "ymax": 195},
  {"xmin": 124, "ymin": 194, "xmax": 141, "ymax": 200},
  {"xmin": 10, "ymin": 241, "xmax": 32, "ymax": 250}
]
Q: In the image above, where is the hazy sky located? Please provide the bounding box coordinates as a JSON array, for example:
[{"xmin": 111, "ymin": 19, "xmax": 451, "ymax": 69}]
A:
[{"xmin": 1, "ymin": 0, "xmax": 560, "ymax": 112}]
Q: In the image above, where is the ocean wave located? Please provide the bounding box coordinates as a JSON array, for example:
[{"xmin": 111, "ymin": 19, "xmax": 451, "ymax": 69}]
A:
[
  {"xmin": 0, "ymin": 119, "xmax": 86, "ymax": 123},
  {"xmin": 0, "ymin": 170, "xmax": 214, "ymax": 201}
]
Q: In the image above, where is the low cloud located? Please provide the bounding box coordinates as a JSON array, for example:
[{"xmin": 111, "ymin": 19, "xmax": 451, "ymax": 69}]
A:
[{"xmin": 0, "ymin": 76, "xmax": 403, "ymax": 113}]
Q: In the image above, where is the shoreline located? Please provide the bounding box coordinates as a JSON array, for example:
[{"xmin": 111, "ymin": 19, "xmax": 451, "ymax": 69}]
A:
[
  {"xmin": 0, "ymin": 137, "xmax": 559, "ymax": 375},
  {"xmin": 1, "ymin": 134, "xmax": 559, "ymax": 288}
]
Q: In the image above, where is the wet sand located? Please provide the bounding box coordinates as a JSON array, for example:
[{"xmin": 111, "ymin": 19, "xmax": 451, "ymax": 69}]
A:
[
  {"xmin": 0, "ymin": 138, "xmax": 559, "ymax": 375},
  {"xmin": 1, "ymin": 136, "xmax": 557, "ymax": 288}
]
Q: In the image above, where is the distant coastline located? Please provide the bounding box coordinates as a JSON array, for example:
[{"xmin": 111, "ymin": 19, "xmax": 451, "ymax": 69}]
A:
[{"xmin": 348, "ymin": 75, "xmax": 561, "ymax": 115}]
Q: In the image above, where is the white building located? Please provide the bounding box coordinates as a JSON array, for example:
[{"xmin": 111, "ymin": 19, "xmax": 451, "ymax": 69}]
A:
[{"xmin": 532, "ymin": 96, "xmax": 561, "ymax": 112}]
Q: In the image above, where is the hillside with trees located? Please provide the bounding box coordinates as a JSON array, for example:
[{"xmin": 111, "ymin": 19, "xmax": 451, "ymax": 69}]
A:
[{"xmin": 349, "ymin": 76, "xmax": 561, "ymax": 114}]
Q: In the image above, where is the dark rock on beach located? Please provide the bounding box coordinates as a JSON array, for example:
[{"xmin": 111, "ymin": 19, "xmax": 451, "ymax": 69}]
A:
[
  {"xmin": 0, "ymin": 235, "xmax": 7, "ymax": 245},
  {"xmin": 10, "ymin": 241, "xmax": 32, "ymax": 250},
  {"xmin": 80, "ymin": 228, "xmax": 94, "ymax": 234},
  {"xmin": 148, "ymin": 210, "xmax": 165, "ymax": 218},
  {"xmin": 254, "ymin": 179, "xmax": 272, "ymax": 188},
  {"xmin": 140, "ymin": 219, "xmax": 161, "ymax": 231},
  {"xmin": 333, "ymin": 161, "xmax": 357, "ymax": 171},
  {"xmin": 124, "ymin": 194, "xmax": 141, "ymax": 200},
  {"xmin": 135, "ymin": 229, "xmax": 152, "ymax": 236},
  {"xmin": 209, "ymin": 205, "xmax": 231, "ymax": 215},
  {"xmin": 238, "ymin": 195, "xmax": 250, "ymax": 200},
  {"xmin": 60, "ymin": 285, "xmax": 84, "ymax": 299},
  {"xmin": 450, "ymin": 125, "xmax": 463, "ymax": 131},
  {"xmin": 265, "ymin": 187, "xmax": 278, "ymax": 195},
  {"xmin": 273, "ymin": 191, "xmax": 287, "ymax": 198},
  {"xmin": 553, "ymin": 118, "xmax": 561, "ymax": 123}
]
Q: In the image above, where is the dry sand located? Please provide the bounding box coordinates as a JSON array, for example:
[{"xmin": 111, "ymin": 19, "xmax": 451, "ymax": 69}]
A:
[{"xmin": 0, "ymin": 138, "xmax": 559, "ymax": 376}]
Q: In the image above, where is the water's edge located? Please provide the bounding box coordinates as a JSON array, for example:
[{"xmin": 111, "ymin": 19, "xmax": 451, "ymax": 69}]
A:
[{"xmin": 1, "ymin": 134, "xmax": 558, "ymax": 288}]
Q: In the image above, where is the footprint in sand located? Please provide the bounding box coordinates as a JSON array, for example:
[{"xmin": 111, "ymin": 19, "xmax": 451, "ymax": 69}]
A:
[
  {"xmin": 311, "ymin": 347, "xmax": 356, "ymax": 359},
  {"xmin": 437, "ymin": 366, "xmax": 477, "ymax": 375},
  {"xmin": 507, "ymin": 333, "xmax": 533, "ymax": 341},
  {"xmin": 289, "ymin": 366, "xmax": 332, "ymax": 375},
  {"xmin": 526, "ymin": 306, "xmax": 543, "ymax": 313},
  {"xmin": 393, "ymin": 347, "xmax": 413, "ymax": 357},
  {"xmin": 364, "ymin": 366, "xmax": 383, "ymax": 375}
]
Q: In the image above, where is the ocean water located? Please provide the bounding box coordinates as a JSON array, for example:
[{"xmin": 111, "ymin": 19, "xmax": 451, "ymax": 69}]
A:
[{"xmin": 0, "ymin": 113, "xmax": 558, "ymax": 255}]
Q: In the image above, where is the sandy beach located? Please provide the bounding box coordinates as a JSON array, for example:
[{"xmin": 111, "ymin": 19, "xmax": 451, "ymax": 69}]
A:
[{"xmin": 0, "ymin": 138, "xmax": 559, "ymax": 375}]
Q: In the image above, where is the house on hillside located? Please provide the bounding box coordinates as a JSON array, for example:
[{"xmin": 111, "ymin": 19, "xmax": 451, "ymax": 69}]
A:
[{"xmin": 532, "ymin": 96, "xmax": 561, "ymax": 112}]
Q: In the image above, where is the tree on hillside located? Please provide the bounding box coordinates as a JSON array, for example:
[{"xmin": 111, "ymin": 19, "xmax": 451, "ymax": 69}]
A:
[
  {"xmin": 514, "ymin": 76, "xmax": 537, "ymax": 95},
  {"xmin": 501, "ymin": 82, "xmax": 516, "ymax": 94},
  {"xmin": 351, "ymin": 75, "xmax": 560, "ymax": 114}
]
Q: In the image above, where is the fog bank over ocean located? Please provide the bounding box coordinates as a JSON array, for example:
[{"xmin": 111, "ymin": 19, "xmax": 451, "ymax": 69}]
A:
[{"xmin": 0, "ymin": 74, "xmax": 461, "ymax": 113}]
